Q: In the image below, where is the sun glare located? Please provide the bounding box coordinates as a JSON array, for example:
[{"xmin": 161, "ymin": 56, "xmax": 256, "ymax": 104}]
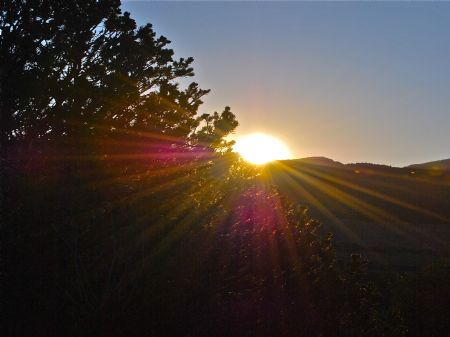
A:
[{"xmin": 233, "ymin": 133, "xmax": 292, "ymax": 165}]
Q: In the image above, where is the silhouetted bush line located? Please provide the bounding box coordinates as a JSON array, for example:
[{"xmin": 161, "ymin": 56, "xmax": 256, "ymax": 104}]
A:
[
  {"xmin": 0, "ymin": 161, "xmax": 380, "ymax": 336},
  {"xmin": 4, "ymin": 154, "xmax": 449, "ymax": 337}
]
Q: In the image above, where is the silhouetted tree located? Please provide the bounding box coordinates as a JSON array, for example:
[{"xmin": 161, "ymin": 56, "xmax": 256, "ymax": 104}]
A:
[
  {"xmin": 1, "ymin": 1, "xmax": 237, "ymax": 335},
  {"xmin": 1, "ymin": 0, "xmax": 237, "ymax": 159}
]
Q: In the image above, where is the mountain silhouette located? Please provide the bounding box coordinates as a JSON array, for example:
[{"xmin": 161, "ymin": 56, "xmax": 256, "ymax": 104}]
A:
[
  {"xmin": 283, "ymin": 156, "xmax": 450, "ymax": 171},
  {"xmin": 266, "ymin": 157, "xmax": 450, "ymax": 271},
  {"xmin": 407, "ymin": 158, "xmax": 450, "ymax": 171},
  {"xmin": 284, "ymin": 156, "xmax": 344, "ymax": 167}
]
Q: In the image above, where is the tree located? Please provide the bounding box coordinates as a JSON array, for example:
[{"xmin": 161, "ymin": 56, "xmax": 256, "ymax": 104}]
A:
[
  {"xmin": 1, "ymin": 2, "xmax": 238, "ymax": 335},
  {"xmin": 0, "ymin": 0, "xmax": 235, "ymax": 159}
]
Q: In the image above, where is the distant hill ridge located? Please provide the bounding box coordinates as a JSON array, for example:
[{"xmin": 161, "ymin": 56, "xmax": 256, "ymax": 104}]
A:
[
  {"xmin": 407, "ymin": 158, "xmax": 450, "ymax": 171},
  {"xmin": 285, "ymin": 156, "xmax": 344, "ymax": 166},
  {"xmin": 282, "ymin": 156, "xmax": 450, "ymax": 171},
  {"xmin": 267, "ymin": 155, "xmax": 450, "ymax": 271}
]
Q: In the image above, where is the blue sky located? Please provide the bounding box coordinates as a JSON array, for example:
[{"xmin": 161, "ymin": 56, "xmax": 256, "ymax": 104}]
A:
[{"xmin": 122, "ymin": 1, "xmax": 450, "ymax": 166}]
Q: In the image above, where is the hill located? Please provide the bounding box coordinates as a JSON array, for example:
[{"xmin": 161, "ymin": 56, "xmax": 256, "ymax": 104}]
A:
[
  {"xmin": 407, "ymin": 158, "xmax": 450, "ymax": 171},
  {"xmin": 265, "ymin": 157, "xmax": 450, "ymax": 271},
  {"xmin": 286, "ymin": 156, "xmax": 344, "ymax": 167}
]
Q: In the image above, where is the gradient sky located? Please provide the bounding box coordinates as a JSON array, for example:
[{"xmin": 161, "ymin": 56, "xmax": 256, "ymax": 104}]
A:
[{"xmin": 122, "ymin": 1, "xmax": 450, "ymax": 167}]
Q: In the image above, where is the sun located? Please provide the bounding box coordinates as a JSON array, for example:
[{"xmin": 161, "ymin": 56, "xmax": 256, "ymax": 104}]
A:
[{"xmin": 233, "ymin": 133, "xmax": 292, "ymax": 165}]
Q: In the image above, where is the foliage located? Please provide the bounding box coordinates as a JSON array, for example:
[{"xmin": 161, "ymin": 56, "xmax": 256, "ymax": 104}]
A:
[
  {"xmin": 1, "ymin": 0, "xmax": 236, "ymax": 157},
  {"xmin": 391, "ymin": 262, "xmax": 450, "ymax": 337}
]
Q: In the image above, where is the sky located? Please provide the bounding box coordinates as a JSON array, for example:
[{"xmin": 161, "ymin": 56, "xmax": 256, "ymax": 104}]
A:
[{"xmin": 122, "ymin": 1, "xmax": 450, "ymax": 167}]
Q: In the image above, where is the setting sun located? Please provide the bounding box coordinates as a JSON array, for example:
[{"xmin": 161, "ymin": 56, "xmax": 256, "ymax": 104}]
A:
[{"xmin": 233, "ymin": 133, "xmax": 292, "ymax": 165}]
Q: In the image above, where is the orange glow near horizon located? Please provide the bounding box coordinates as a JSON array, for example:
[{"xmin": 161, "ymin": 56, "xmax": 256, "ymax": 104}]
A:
[{"xmin": 233, "ymin": 133, "xmax": 292, "ymax": 165}]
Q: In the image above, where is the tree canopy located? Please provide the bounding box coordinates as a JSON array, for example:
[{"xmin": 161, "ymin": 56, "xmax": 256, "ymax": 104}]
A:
[{"xmin": 0, "ymin": 0, "xmax": 237, "ymax": 159}]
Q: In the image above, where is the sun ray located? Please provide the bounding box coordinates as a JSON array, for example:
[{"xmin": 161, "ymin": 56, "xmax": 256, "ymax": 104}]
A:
[{"xmin": 297, "ymin": 163, "xmax": 449, "ymax": 222}]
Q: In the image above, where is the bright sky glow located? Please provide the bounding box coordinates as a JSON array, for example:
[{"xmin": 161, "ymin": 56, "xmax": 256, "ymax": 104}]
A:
[
  {"xmin": 122, "ymin": 2, "xmax": 450, "ymax": 166},
  {"xmin": 233, "ymin": 133, "xmax": 291, "ymax": 165}
]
